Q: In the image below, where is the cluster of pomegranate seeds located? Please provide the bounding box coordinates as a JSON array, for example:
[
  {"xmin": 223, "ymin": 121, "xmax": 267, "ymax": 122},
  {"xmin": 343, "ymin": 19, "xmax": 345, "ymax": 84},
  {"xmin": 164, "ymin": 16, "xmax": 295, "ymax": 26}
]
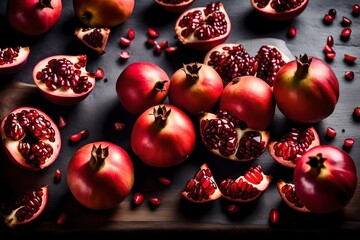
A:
[
  {"xmin": 82, "ymin": 28, "xmax": 104, "ymax": 49},
  {"xmin": 0, "ymin": 46, "xmax": 20, "ymax": 65},
  {"xmin": 69, "ymin": 129, "xmax": 89, "ymax": 142}
]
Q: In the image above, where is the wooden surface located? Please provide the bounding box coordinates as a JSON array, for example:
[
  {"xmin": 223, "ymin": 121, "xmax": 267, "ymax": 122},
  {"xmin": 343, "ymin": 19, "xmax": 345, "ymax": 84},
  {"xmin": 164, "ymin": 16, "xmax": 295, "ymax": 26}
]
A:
[{"xmin": 1, "ymin": 0, "xmax": 360, "ymax": 238}]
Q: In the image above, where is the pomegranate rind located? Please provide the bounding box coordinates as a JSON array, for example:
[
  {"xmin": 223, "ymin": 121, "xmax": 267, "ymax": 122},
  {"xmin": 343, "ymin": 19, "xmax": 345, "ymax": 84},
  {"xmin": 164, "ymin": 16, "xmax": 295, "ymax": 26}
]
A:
[
  {"xmin": 250, "ymin": 0, "xmax": 309, "ymax": 21},
  {"xmin": 154, "ymin": 0, "xmax": 195, "ymax": 13},
  {"xmin": 268, "ymin": 126, "xmax": 320, "ymax": 168},
  {"xmin": 181, "ymin": 163, "xmax": 222, "ymax": 203},
  {"xmin": 276, "ymin": 180, "xmax": 310, "ymax": 213},
  {"xmin": 0, "ymin": 107, "xmax": 61, "ymax": 171},
  {"xmin": 32, "ymin": 55, "xmax": 96, "ymax": 106},
  {"xmin": 74, "ymin": 27, "xmax": 111, "ymax": 55},
  {"xmin": 0, "ymin": 46, "xmax": 30, "ymax": 75},
  {"xmin": 174, "ymin": 2, "xmax": 231, "ymax": 51},
  {"xmin": 2, "ymin": 185, "xmax": 49, "ymax": 228}
]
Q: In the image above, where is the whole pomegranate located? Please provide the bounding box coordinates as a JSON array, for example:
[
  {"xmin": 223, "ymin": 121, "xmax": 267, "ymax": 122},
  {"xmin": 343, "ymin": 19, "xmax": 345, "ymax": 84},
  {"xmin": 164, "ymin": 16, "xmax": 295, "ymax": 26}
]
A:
[
  {"xmin": 294, "ymin": 145, "xmax": 357, "ymax": 214},
  {"xmin": 73, "ymin": 0, "xmax": 134, "ymax": 27},
  {"xmin": 6, "ymin": 0, "xmax": 62, "ymax": 36},
  {"xmin": 67, "ymin": 142, "xmax": 134, "ymax": 210},
  {"xmin": 273, "ymin": 54, "xmax": 339, "ymax": 123},
  {"xmin": 0, "ymin": 46, "xmax": 30, "ymax": 75}
]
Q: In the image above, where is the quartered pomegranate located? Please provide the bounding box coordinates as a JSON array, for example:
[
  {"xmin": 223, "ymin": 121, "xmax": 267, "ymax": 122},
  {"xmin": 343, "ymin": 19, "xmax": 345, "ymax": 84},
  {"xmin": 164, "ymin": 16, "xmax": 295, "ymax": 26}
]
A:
[
  {"xmin": 267, "ymin": 126, "xmax": 320, "ymax": 168},
  {"xmin": 0, "ymin": 107, "xmax": 61, "ymax": 171},
  {"xmin": 74, "ymin": 27, "xmax": 111, "ymax": 55},
  {"xmin": 199, "ymin": 110, "xmax": 270, "ymax": 162},
  {"xmin": 154, "ymin": 0, "xmax": 195, "ymax": 13},
  {"xmin": 204, "ymin": 43, "xmax": 290, "ymax": 86},
  {"xmin": 174, "ymin": 1, "xmax": 231, "ymax": 51},
  {"xmin": 0, "ymin": 46, "xmax": 30, "ymax": 75},
  {"xmin": 0, "ymin": 185, "xmax": 48, "ymax": 228},
  {"xmin": 32, "ymin": 54, "xmax": 96, "ymax": 105},
  {"xmin": 250, "ymin": 0, "xmax": 309, "ymax": 21},
  {"xmin": 181, "ymin": 163, "xmax": 222, "ymax": 203},
  {"xmin": 276, "ymin": 180, "xmax": 310, "ymax": 212},
  {"xmin": 219, "ymin": 165, "xmax": 271, "ymax": 202}
]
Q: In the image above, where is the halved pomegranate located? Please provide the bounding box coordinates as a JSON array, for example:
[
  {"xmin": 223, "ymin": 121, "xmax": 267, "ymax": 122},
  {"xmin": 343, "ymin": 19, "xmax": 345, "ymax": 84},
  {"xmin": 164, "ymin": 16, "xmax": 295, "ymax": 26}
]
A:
[
  {"xmin": 154, "ymin": 0, "xmax": 195, "ymax": 13},
  {"xmin": 0, "ymin": 46, "xmax": 30, "ymax": 75},
  {"xmin": 204, "ymin": 43, "xmax": 290, "ymax": 86},
  {"xmin": 199, "ymin": 110, "xmax": 270, "ymax": 162},
  {"xmin": 74, "ymin": 27, "xmax": 111, "ymax": 55},
  {"xmin": 276, "ymin": 180, "xmax": 310, "ymax": 212},
  {"xmin": 174, "ymin": 2, "xmax": 231, "ymax": 51},
  {"xmin": 0, "ymin": 107, "xmax": 61, "ymax": 171},
  {"xmin": 268, "ymin": 126, "xmax": 320, "ymax": 168},
  {"xmin": 32, "ymin": 54, "xmax": 96, "ymax": 106},
  {"xmin": 181, "ymin": 163, "xmax": 222, "ymax": 203},
  {"xmin": 219, "ymin": 165, "xmax": 271, "ymax": 202},
  {"xmin": 250, "ymin": 0, "xmax": 309, "ymax": 21}
]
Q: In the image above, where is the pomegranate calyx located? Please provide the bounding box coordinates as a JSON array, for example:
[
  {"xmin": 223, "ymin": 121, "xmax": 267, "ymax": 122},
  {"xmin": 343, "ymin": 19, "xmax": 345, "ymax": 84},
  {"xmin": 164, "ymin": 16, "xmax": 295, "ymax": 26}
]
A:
[
  {"xmin": 307, "ymin": 153, "xmax": 326, "ymax": 176},
  {"xmin": 183, "ymin": 62, "xmax": 202, "ymax": 80},
  {"xmin": 152, "ymin": 105, "xmax": 171, "ymax": 127},
  {"xmin": 154, "ymin": 80, "xmax": 168, "ymax": 92},
  {"xmin": 89, "ymin": 144, "xmax": 109, "ymax": 170},
  {"xmin": 38, "ymin": 0, "xmax": 54, "ymax": 9},
  {"xmin": 295, "ymin": 54, "xmax": 312, "ymax": 78}
]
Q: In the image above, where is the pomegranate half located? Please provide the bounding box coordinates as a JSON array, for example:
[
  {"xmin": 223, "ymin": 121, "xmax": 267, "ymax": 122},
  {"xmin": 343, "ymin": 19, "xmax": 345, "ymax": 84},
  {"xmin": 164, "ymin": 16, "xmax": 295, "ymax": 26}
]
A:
[
  {"xmin": 74, "ymin": 27, "xmax": 111, "ymax": 55},
  {"xmin": 0, "ymin": 46, "xmax": 30, "ymax": 75}
]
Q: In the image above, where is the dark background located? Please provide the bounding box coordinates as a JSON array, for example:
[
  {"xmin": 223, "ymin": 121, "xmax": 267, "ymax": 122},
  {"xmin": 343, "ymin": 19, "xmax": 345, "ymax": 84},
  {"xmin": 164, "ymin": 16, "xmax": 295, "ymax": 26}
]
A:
[{"xmin": 1, "ymin": 0, "xmax": 360, "ymax": 239}]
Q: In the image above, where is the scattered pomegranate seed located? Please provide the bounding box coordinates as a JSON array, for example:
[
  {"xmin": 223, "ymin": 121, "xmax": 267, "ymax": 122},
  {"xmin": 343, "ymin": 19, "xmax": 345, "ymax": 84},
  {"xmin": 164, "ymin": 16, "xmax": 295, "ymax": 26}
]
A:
[
  {"xmin": 159, "ymin": 176, "xmax": 171, "ymax": 185},
  {"xmin": 328, "ymin": 8, "xmax": 337, "ymax": 17},
  {"xmin": 127, "ymin": 28, "xmax": 135, "ymax": 40},
  {"xmin": 326, "ymin": 127, "xmax": 337, "ymax": 138},
  {"xmin": 326, "ymin": 35, "xmax": 334, "ymax": 47},
  {"xmin": 287, "ymin": 26, "xmax": 297, "ymax": 38},
  {"xmin": 149, "ymin": 197, "xmax": 161, "ymax": 206},
  {"xmin": 69, "ymin": 129, "xmax": 89, "ymax": 142},
  {"xmin": 148, "ymin": 27, "xmax": 159, "ymax": 38},
  {"xmin": 54, "ymin": 169, "xmax": 62, "ymax": 182},
  {"xmin": 120, "ymin": 37, "xmax": 131, "ymax": 46},
  {"xmin": 94, "ymin": 67, "xmax": 105, "ymax": 80},
  {"xmin": 343, "ymin": 138, "xmax": 355, "ymax": 148},
  {"xmin": 345, "ymin": 71, "xmax": 354, "ymax": 80},
  {"xmin": 323, "ymin": 14, "xmax": 334, "ymax": 23},
  {"xmin": 113, "ymin": 122, "xmax": 125, "ymax": 131},
  {"xmin": 165, "ymin": 46, "xmax": 178, "ymax": 53},
  {"xmin": 58, "ymin": 115, "xmax": 67, "ymax": 128},
  {"xmin": 341, "ymin": 28, "xmax": 352, "ymax": 38},
  {"xmin": 155, "ymin": 44, "xmax": 162, "ymax": 54},
  {"xmin": 269, "ymin": 208, "xmax": 280, "ymax": 225},
  {"xmin": 323, "ymin": 44, "xmax": 335, "ymax": 53},
  {"xmin": 342, "ymin": 16, "xmax": 352, "ymax": 26},
  {"xmin": 146, "ymin": 38, "xmax": 157, "ymax": 46},
  {"xmin": 353, "ymin": 4, "xmax": 360, "ymax": 15},
  {"xmin": 57, "ymin": 212, "xmax": 67, "ymax": 225},
  {"xmin": 227, "ymin": 204, "xmax": 239, "ymax": 214},
  {"xmin": 133, "ymin": 193, "xmax": 144, "ymax": 205},
  {"xmin": 326, "ymin": 52, "xmax": 336, "ymax": 60},
  {"xmin": 344, "ymin": 54, "xmax": 357, "ymax": 63},
  {"xmin": 158, "ymin": 40, "xmax": 169, "ymax": 49},
  {"xmin": 119, "ymin": 51, "xmax": 130, "ymax": 61},
  {"xmin": 353, "ymin": 106, "xmax": 360, "ymax": 119}
]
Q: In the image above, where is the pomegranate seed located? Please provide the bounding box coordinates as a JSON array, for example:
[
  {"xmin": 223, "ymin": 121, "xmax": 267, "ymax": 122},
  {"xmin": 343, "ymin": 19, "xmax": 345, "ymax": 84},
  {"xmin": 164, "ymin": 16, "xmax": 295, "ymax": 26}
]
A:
[
  {"xmin": 328, "ymin": 8, "xmax": 337, "ymax": 17},
  {"xmin": 353, "ymin": 106, "xmax": 360, "ymax": 119},
  {"xmin": 146, "ymin": 38, "xmax": 157, "ymax": 46},
  {"xmin": 57, "ymin": 212, "xmax": 67, "ymax": 225},
  {"xmin": 159, "ymin": 176, "xmax": 171, "ymax": 185},
  {"xmin": 326, "ymin": 35, "xmax": 334, "ymax": 47},
  {"xmin": 54, "ymin": 169, "xmax": 62, "ymax": 182},
  {"xmin": 344, "ymin": 54, "xmax": 357, "ymax": 63},
  {"xmin": 155, "ymin": 44, "xmax": 162, "ymax": 54},
  {"xmin": 269, "ymin": 208, "xmax": 280, "ymax": 225},
  {"xmin": 94, "ymin": 67, "xmax": 105, "ymax": 80},
  {"xmin": 353, "ymin": 4, "xmax": 360, "ymax": 15},
  {"xmin": 119, "ymin": 51, "xmax": 130, "ymax": 61},
  {"xmin": 342, "ymin": 16, "xmax": 352, "ymax": 26},
  {"xmin": 148, "ymin": 27, "xmax": 159, "ymax": 38},
  {"xmin": 343, "ymin": 138, "xmax": 355, "ymax": 148},
  {"xmin": 158, "ymin": 40, "xmax": 168, "ymax": 48},
  {"xmin": 127, "ymin": 28, "xmax": 135, "ymax": 40},
  {"xmin": 326, "ymin": 127, "xmax": 337, "ymax": 138},
  {"xmin": 323, "ymin": 14, "xmax": 334, "ymax": 23},
  {"xmin": 323, "ymin": 44, "xmax": 335, "ymax": 53},
  {"xmin": 113, "ymin": 122, "xmax": 125, "ymax": 131},
  {"xmin": 227, "ymin": 204, "xmax": 239, "ymax": 213},
  {"xmin": 69, "ymin": 129, "xmax": 89, "ymax": 142},
  {"xmin": 287, "ymin": 26, "xmax": 297, "ymax": 38},
  {"xmin": 58, "ymin": 115, "xmax": 67, "ymax": 128},
  {"xmin": 345, "ymin": 71, "xmax": 354, "ymax": 80},
  {"xmin": 165, "ymin": 46, "xmax": 178, "ymax": 53},
  {"xmin": 326, "ymin": 52, "xmax": 336, "ymax": 60},
  {"xmin": 133, "ymin": 193, "xmax": 144, "ymax": 205},
  {"xmin": 341, "ymin": 28, "xmax": 352, "ymax": 38},
  {"xmin": 149, "ymin": 197, "xmax": 161, "ymax": 206},
  {"xmin": 119, "ymin": 37, "xmax": 131, "ymax": 46}
]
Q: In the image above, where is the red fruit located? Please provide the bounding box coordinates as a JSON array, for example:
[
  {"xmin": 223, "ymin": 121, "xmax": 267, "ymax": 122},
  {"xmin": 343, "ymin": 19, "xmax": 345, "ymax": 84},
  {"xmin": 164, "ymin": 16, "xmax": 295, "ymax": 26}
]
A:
[
  {"xmin": 132, "ymin": 193, "xmax": 144, "ymax": 205},
  {"xmin": 273, "ymin": 54, "xmax": 339, "ymax": 123},
  {"xmin": 168, "ymin": 62, "xmax": 224, "ymax": 116},
  {"xmin": 199, "ymin": 110, "xmax": 270, "ymax": 162},
  {"xmin": 74, "ymin": 27, "xmax": 111, "ymax": 55},
  {"xmin": 276, "ymin": 180, "xmax": 310, "ymax": 212},
  {"xmin": 0, "ymin": 185, "xmax": 48, "ymax": 228},
  {"xmin": 219, "ymin": 165, "xmax": 271, "ymax": 202},
  {"xmin": 0, "ymin": 46, "xmax": 30, "ymax": 75},
  {"xmin": 181, "ymin": 163, "xmax": 222, "ymax": 203},
  {"xmin": 294, "ymin": 145, "xmax": 357, "ymax": 213},
  {"xmin": 67, "ymin": 142, "xmax": 134, "ymax": 210},
  {"xmin": 154, "ymin": 0, "xmax": 195, "ymax": 13},
  {"xmin": 325, "ymin": 127, "xmax": 337, "ymax": 138},
  {"xmin": 32, "ymin": 54, "xmax": 96, "ymax": 106},
  {"xmin": 0, "ymin": 107, "xmax": 61, "ymax": 171},
  {"xmin": 6, "ymin": 0, "xmax": 62, "ymax": 35},
  {"xmin": 219, "ymin": 76, "xmax": 276, "ymax": 130},
  {"xmin": 174, "ymin": 2, "xmax": 231, "ymax": 51},
  {"xmin": 250, "ymin": 0, "xmax": 309, "ymax": 21},
  {"xmin": 269, "ymin": 208, "xmax": 280, "ymax": 224},
  {"xmin": 268, "ymin": 126, "xmax": 320, "ymax": 168},
  {"xmin": 116, "ymin": 62, "xmax": 170, "ymax": 116},
  {"xmin": 131, "ymin": 104, "xmax": 196, "ymax": 168},
  {"xmin": 287, "ymin": 26, "xmax": 297, "ymax": 37}
]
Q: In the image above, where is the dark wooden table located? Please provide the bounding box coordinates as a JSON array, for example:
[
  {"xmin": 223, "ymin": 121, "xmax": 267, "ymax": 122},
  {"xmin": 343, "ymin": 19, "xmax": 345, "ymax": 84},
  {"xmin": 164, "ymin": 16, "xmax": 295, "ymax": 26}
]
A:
[{"xmin": 1, "ymin": 0, "xmax": 360, "ymax": 239}]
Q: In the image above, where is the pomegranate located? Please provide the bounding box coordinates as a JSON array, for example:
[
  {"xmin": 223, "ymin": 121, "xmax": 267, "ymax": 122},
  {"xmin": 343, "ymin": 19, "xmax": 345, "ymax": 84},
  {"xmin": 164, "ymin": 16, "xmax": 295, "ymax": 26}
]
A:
[
  {"xmin": 268, "ymin": 126, "xmax": 320, "ymax": 168},
  {"xmin": 0, "ymin": 107, "xmax": 61, "ymax": 171},
  {"xmin": 67, "ymin": 142, "xmax": 134, "ymax": 210},
  {"xmin": 73, "ymin": 0, "xmax": 135, "ymax": 27},
  {"xmin": 32, "ymin": 54, "xmax": 96, "ymax": 106},
  {"xmin": 219, "ymin": 76, "xmax": 276, "ymax": 130},
  {"xmin": 0, "ymin": 46, "xmax": 30, "ymax": 75},
  {"xmin": 181, "ymin": 163, "xmax": 222, "ymax": 203},
  {"xmin": 154, "ymin": 0, "xmax": 195, "ymax": 13},
  {"xmin": 174, "ymin": 2, "xmax": 231, "ymax": 51},
  {"xmin": 131, "ymin": 104, "xmax": 196, "ymax": 168},
  {"xmin": 250, "ymin": 0, "xmax": 309, "ymax": 21},
  {"xmin": 204, "ymin": 43, "xmax": 290, "ymax": 86},
  {"xmin": 276, "ymin": 180, "xmax": 310, "ymax": 212},
  {"xmin": 116, "ymin": 62, "xmax": 170, "ymax": 116},
  {"xmin": 273, "ymin": 54, "xmax": 340, "ymax": 123},
  {"xmin": 219, "ymin": 165, "xmax": 271, "ymax": 202},
  {"xmin": 168, "ymin": 62, "xmax": 224, "ymax": 116},
  {"xmin": 294, "ymin": 145, "xmax": 357, "ymax": 214},
  {"xmin": 7, "ymin": 0, "xmax": 62, "ymax": 36},
  {"xmin": 0, "ymin": 185, "xmax": 48, "ymax": 228},
  {"xmin": 74, "ymin": 27, "xmax": 111, "ymax": 55},
  {"xmin": 199, "ymin": 110, "xmax": 270, "ymax": 162}
]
